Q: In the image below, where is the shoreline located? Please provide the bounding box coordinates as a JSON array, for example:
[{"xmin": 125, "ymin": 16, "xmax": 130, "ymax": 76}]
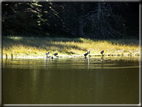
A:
[
  {"xmin": 3, "ymin": 36, "xmax": 140, "ymax": 60},
  {"xmin": 2, "ymin": 52, "xmax": 140, "ymax": 59}
]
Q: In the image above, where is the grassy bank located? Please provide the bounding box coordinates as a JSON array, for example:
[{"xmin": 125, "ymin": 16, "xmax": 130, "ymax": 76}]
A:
[{"xmin": 2, "ymin": 36, "xmax": 140, "ymax": 58}]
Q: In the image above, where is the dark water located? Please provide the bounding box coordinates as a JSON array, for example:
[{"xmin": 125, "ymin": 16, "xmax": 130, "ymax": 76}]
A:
[{"xmin": 2, "ymin": 56, "xmax": 140, "ymax": 104}]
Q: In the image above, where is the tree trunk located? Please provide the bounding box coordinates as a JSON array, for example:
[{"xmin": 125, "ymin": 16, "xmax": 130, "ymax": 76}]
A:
[
  {"xmin": 77, "ymin": 16, "xmax": 86, "ymax": 37},
  {"xmin": 97, "ymin": 2, "xmax": 101, "ymax": 19},
  {"xmin": 71, "ymin": 7, "xmax": 77, "ymax": 36},
  {"xmin": 76, "ymin": 3, "xmax": 86, "ymax": 37},
  {"xmin": 96, "ymin": 2, "xmax": 102, "ymax": 39}
]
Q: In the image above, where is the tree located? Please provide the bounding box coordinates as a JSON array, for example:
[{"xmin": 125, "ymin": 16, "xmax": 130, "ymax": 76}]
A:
[{"xmin": 84, "ymin": 2, "xmax": 126, "ymax": 39}]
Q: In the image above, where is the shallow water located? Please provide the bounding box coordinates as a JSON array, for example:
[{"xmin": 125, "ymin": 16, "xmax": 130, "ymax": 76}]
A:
[{"xmin": 2, "ymin": 56, "xmax": 140, "ymax": 104}]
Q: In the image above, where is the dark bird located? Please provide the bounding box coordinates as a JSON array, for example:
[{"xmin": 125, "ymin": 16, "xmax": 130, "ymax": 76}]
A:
[
  {"xmin": 54, "ymin": 53, "xmax": 58, "ymax": 56},
  {"xmin": 100, "ymin": 50, "xmax": 104, "ymax": 55},
  {"xmin": 46, "ymin": 52, "xmax": 49, "ymax": 58},
  {"xmin": 84, "ymin": 50, "xmax": 90, "ymax": 57},
  {"xmin": 51, "ymin": 56, "xmax": 53, "ymax": 60}
]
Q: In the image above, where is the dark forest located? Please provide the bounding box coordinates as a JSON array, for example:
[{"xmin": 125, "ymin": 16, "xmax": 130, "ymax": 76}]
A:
[{"xmin": 2, "ymin": 1, "xmax": 139, "ymax": 39}]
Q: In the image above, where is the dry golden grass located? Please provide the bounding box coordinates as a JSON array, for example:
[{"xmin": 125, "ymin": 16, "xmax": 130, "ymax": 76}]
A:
[{"xmin": 3, "ymin": 36, "xmax": 140, "ymax": 58}]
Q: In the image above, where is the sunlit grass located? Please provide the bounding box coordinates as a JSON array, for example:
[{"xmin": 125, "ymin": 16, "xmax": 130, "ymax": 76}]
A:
[{"xmin": 3, "ymin": 36, "xmax": 140, "ymax": 58}]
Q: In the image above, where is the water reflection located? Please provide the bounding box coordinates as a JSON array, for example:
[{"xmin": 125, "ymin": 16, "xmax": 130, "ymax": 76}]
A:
[
  {"xmin": 3, "ymin": 56, "xmax": 139, "ymax": 70},
  {"xmin": 87, "ymin": 58, "xmax": 90, "ymax": 69},
  {"xmin": 2, "ymin": 56, "xmax": 140, "ymax": 104}
]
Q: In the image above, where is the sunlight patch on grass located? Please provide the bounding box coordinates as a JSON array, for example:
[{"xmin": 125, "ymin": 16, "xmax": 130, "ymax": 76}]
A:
[{"xmin": 7, "ymin": 36, "xmax": 23, "ymax": 41}]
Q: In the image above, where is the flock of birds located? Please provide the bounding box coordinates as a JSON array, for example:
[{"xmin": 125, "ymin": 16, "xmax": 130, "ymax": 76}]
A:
[{"xmin": 46, "ymin": 50, "xmax": 104, "ymax": 59}]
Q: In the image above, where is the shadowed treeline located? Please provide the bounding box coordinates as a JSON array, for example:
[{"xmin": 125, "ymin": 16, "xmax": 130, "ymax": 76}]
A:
[{"xmin": 2, "ymin": 2, "xmax": 139, "ymax": 39}]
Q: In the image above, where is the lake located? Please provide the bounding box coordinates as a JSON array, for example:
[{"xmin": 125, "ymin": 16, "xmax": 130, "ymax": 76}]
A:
[{"xmin": 2, "ymin": 56, "xmax": 140, "ymax": 104}]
